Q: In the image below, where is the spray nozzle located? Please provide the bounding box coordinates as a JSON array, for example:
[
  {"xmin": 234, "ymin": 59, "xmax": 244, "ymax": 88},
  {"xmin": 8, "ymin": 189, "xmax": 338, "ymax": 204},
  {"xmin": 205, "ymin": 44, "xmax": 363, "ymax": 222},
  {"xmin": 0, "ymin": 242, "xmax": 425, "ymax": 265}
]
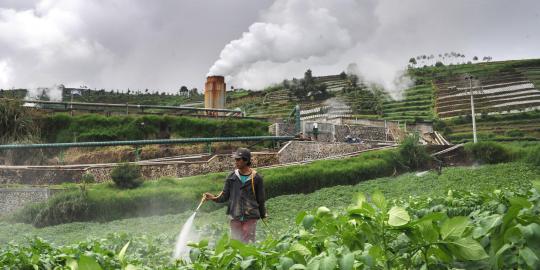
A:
[{"xmin": 195, "ymin": 195, "xmax": 206, "ymax": 212}]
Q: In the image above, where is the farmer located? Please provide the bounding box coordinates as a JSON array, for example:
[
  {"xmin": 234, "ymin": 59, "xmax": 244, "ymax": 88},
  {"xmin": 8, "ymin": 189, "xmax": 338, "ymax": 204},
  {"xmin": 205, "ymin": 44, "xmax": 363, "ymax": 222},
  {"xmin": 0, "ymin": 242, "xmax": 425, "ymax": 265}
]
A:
[{"xmin": 203, "ymin": 148, "xmax": 267, "ymax": 243}]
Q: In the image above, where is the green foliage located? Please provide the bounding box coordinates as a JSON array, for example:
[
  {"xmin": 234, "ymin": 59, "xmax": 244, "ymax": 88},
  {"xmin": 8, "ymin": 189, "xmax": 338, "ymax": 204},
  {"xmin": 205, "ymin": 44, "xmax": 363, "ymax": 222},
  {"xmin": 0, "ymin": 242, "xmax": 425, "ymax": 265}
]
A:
[
  {"xmin": 2, "ymin": 162, "xmax": 536, "ymax": 246},
  {"xmin": 396, "ymin": 133, "xmax": 431, "ymax": 170},
  {"xmin": 0, "ymin": 99, "xmax": 39, "ymax": 144},
  {"xmin": 39, "ymin": 113, "xmax": 270, "ymax": 143},
  {"xmin": 526, "ymin": 145, "xmax": 540, "ymax": 166},
  {"xmin": 111, "ymin": 163, "xmax": 143, "ymax": 189},
  {"xmin": 12, "ymin": 149, "xmax": 400, "ymax": 226},
  {"xmin": 465, "ymin": 141, "xmax": 512, "ymax": 164},
  {"xmin": 505, "ymin": 129, "xmax": 525, "ymax": 138},
  {"xmin": 286, "ymin": 69, "xmax": 330, "ymax": 101},
  {"xmin": 81, "ymin": 172, "xmax": 96, "ymax": 184},
  {"xmin": 182, "ymin": 188, "xmax": 540, "ymax": 269},
  {"xmin": 26, "ymin": 190, "xmax": 90, "ymax": 227},
  {"xmin": 0, "ymin": 233, "xmax": 170, "ymax": 269},
  {"xmin": 6, "ymin": 187, "xmax": 538, "ymax": 269}
]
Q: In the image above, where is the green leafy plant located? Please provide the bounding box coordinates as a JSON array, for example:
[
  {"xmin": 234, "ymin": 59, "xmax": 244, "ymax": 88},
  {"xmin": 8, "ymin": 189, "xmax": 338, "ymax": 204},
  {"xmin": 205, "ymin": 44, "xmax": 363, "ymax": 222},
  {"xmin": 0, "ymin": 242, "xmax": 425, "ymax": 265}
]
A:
[
  {"xmin": 396, "ymin": 133, "xmax": 431, "ymax": 170},
  {"xmin": 81, "ymin": 172, "xmax": 96, "ymax": 184},
  {"xmin": 111, "ymin": 163, "xmax": 144, "ymax": 189},
  {"xmin": 465, "ymin": 141, "xmax": 512, "ymax": 164}
]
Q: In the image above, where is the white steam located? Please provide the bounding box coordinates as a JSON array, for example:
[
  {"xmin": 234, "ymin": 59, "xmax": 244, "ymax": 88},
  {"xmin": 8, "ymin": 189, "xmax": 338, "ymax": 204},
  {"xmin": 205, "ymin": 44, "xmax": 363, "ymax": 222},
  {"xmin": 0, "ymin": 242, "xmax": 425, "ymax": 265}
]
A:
[
  {"xmin": 207, "ymin": 0, "xmax": 414, "ymax": 98},
  {"xmin": 0, "ymin": 60, "xmax": 12, "ymax": 87},
  {"xmin": 25, "ymin": 84, "xmax": 64, "ymax": 101}
]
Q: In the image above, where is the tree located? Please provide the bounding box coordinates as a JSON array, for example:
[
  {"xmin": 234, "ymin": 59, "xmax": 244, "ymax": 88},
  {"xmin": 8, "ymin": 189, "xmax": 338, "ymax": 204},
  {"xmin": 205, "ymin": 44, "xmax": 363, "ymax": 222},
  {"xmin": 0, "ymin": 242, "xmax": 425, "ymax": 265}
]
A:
[
  {"xmin": 304, "ymin": 69, "xmax": 314, "ymax": 84},
  {"xmin": 409, "ymin": 57, "xmax": 417, "ymax": 66},
  {"xmin": 282, "ymin": 79, "xmax": 290, "ymax": 89},
  {"xmin": 289, "ymin": 69, "xmax": 329, "ymax": 101},
  {"xmin": 435, "ymin": 61, "xmax": 445, "ymax": 67},
  {"xmin": 179, "ymin": 86, "xmax": 189, "ymax": 96},
  {"xmin": 473, "ymin": 56, "xmax": 478, "ymax": 61}
]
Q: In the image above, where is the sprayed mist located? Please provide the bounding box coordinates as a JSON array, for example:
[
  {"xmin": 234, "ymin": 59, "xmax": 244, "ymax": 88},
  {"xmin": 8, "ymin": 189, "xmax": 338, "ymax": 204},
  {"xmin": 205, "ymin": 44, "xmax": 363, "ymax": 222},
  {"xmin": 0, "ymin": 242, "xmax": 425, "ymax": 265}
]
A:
[{"xmin": 172, "ymin": 212, "xmax": 200, "ymax": 260}]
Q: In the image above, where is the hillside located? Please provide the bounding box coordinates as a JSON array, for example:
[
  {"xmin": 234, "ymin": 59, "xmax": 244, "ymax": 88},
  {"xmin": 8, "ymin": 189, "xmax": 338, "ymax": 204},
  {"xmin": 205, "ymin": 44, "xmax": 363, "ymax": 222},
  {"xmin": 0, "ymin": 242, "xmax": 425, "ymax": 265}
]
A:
[
  {"xmin": 0, "ymin": 87, "xmax": 203, "ymax": 106},
  {"xmin": 227, "ymin": 59, "xmax": 540, "ymax": 142}
]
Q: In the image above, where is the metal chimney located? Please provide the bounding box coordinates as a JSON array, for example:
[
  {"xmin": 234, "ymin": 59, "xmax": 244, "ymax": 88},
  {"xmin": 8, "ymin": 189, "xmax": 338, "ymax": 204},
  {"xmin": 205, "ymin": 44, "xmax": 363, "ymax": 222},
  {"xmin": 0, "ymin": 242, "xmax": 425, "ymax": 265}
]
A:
[{"xmin": 204, "ymin": 76, "xmax": 226, "ymax": 114}]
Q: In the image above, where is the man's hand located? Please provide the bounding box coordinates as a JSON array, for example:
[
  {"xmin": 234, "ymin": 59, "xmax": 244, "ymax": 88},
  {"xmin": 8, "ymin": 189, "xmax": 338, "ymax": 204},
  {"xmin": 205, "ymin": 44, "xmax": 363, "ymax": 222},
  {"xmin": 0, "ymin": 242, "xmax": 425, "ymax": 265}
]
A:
[{"xmin": 203, "ymin": 192, "xmax": 217, "ymax": 201}]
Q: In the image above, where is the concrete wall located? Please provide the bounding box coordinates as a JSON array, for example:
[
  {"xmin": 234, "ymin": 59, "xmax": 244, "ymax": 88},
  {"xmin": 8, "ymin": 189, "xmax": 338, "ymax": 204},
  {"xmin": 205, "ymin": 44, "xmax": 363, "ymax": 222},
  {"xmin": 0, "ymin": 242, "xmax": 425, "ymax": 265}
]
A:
[
  {"xmin": 0, "ymin": 187, "xmax": 63, "ymax": 216},
  {"xmin": 0, "ymin": 167, "xmax": 84, "ymax": 185},
  {"xmin": 335, "ymin": 125, "xmax": 389, "ymax": 142},
  {"xmin": 0, "ymin": 141, "xmax": 375, "ymax": 185},
  {"xmin": 87, "ymin": 152, "xmax": 279, "ymax": 182},
  {"xmin": 0, "ymin": 152, "xmax": 279, "ymax": 185},
  {"xmin": 278, "ymin": 141, "xmax": 369, "ymax": 163}
]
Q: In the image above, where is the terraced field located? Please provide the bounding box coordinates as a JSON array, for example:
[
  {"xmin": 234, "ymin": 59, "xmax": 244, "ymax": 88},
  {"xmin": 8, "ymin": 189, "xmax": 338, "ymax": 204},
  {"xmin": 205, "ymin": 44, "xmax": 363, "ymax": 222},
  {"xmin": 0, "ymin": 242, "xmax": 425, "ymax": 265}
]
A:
[
  {"xmin": 429, "ymin": 60, "xmax": 540, "ymax": 142},
  {"xmin": 381, "ymin": 84, "xmax": 434, "ymax": 122},
  {"xmin": 226, "ymin": 60, "xmax": 540, "ymax": 142},
  {"xmin": 444, "ymin": 111, "xmax": 540, "ymax": 143},
  {"xmin": 314, "ymin": 75, "xmax": 350, "ymax": 92}
]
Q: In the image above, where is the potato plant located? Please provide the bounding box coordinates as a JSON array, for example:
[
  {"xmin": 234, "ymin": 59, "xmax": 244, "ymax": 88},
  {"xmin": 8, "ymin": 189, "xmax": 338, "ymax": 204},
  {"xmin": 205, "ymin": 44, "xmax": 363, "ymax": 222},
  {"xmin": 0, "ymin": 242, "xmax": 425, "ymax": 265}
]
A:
[{"xmin": 1, "ymin": 188, "xmax": 539, "ymax": 269}]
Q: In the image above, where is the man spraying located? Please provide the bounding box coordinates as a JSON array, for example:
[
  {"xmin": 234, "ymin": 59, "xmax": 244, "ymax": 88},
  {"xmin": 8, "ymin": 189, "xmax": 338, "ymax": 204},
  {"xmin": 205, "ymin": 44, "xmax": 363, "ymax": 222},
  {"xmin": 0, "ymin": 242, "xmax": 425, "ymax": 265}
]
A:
[{"xmin": 204, "ymin": 148, "xmax": 267, "ymax": 243}]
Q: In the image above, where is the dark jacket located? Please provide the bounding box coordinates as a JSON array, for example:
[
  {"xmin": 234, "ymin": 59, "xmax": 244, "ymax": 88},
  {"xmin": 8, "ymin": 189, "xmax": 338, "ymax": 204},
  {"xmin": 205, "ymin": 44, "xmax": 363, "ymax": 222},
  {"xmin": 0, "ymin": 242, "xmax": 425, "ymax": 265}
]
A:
[{"xmin": 215, "ymin": 169, "xmax": 266, "ymax": 220}]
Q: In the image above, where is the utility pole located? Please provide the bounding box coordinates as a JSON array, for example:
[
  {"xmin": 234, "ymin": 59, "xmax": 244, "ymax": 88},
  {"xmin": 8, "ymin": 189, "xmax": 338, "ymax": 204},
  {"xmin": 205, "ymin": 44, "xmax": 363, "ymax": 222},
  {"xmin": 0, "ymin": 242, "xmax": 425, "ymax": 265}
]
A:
[
  {"xmin": 465, "ymin": 74, "xmax": 478, "ymax": 143},
  {"xmin": 70, "ymin": 89, "xmax": 74, "ymax": 116}
]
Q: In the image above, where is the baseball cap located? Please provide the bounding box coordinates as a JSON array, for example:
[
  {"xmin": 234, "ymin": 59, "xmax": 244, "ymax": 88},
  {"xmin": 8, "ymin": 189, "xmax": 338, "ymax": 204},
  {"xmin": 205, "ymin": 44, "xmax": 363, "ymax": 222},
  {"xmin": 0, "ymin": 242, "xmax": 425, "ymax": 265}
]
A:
[{"xmin": 232, "ymin": 148, "xmax": 251, "ymax": 160}]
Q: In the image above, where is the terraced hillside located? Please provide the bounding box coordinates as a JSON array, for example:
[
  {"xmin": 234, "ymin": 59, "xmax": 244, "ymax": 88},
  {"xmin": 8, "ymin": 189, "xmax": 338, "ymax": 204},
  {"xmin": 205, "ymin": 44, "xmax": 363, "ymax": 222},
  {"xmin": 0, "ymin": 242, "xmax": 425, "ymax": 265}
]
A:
[
  {"xmin": 434, "ymin": 67, "xmax": 540, "ymax": 118},
  {"xmin": 442, "ymin": 111, "xmax": 540, "ymax": 143},
  {"xmin": 226, "ymin": 60, "xmax": 540, "ymax": 142},
  {"xmin": 428, "ymin": 59, "xmax": 540, "ymax": 142},
  {"xmin": 381, "ymin": 84, "xmax": 434, "ymax": 122},
  {"xmin": 226, "ymin": 88, "xmax": 325, "ymax": 118},
  {"xmin": 314, "ymin": 74, "xmax": 350, "ymax": 92}
]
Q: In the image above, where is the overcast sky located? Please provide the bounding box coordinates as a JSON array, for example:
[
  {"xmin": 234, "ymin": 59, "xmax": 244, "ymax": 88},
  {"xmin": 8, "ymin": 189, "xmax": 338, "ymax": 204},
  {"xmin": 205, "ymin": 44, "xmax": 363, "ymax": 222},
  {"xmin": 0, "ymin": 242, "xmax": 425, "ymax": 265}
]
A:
[{"xmin": 1, "ymin": 0, "xmax": 539, "ymax": 93}]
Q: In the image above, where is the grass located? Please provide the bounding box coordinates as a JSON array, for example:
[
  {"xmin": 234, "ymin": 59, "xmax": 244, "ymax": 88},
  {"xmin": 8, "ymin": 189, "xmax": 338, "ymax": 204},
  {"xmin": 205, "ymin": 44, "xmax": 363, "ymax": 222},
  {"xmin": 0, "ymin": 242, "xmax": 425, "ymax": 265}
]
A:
[
  {"xmin": 1, "ymin": 162, "xmax": 537, "ymax": 246},
  {"xmin": 8, "ymin": 149, "xmax": 401, "ymax": 226},
  {"xmin": 39, "ymin": 113, "xmax": 270, "ymax": 143}
]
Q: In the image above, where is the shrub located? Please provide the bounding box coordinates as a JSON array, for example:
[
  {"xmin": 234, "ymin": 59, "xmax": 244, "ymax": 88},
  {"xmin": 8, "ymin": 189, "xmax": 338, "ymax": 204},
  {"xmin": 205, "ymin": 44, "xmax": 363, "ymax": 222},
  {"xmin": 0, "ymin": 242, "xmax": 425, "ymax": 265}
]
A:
[
  {"xmin": 505, "ymin": 129, "xmax": 525, "ymax": 137},
  {"xmin": 38, "ymin": 114, "xmax": 270, "ymax": 143},
  {"xmin": 396, "ymin": 133, "xmax": 431, "ymax": 170},
  {"xmin": 464, "ymin": 141, "xmax": 511, "ymax": 164},
  {"xmin": 25, "ymin": 190, "xmax": 90, "ymax": 227},
  {"xmin": 0, "ymin": 99, "xmax": 39, "ymax": 144},
  {"xmin": 111, "ymin": 163, "xmax": 143, "ymax": 189},
  {"xmin": 526, "ymin": 145, "xmax": 540, "ymax": 166},
  {"xmin": 81, "ymin": 172, "xmax": 95, "ymax": 184}
]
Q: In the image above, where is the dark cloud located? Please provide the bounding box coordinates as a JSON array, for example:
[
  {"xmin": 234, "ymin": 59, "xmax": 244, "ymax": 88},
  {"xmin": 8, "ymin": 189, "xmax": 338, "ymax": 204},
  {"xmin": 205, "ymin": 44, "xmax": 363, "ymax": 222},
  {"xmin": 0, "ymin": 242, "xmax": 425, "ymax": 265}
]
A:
[{"xmin": 0, "ymin": 0, "xmax": 539, "ymax": 93}]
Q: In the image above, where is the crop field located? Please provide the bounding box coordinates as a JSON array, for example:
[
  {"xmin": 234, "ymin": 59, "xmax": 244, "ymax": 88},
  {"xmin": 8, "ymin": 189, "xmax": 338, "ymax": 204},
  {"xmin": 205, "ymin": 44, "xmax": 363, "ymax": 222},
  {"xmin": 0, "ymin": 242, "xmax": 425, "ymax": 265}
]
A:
[{"xmin": 1, "ymin": 160, "xmax": 539, "ymax": 269}]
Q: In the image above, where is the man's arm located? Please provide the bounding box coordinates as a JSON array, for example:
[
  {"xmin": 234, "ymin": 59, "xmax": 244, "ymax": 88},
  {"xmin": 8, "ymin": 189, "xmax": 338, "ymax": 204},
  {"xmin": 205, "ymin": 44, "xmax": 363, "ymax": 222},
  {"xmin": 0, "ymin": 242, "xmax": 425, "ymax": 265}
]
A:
[
  {"xmin": 255, "ymin": 175, "xmax": 266, "ymax": 218},
  {"xmin": 213, "ymin": 178, "xmax": 231, "ymax": 203}
]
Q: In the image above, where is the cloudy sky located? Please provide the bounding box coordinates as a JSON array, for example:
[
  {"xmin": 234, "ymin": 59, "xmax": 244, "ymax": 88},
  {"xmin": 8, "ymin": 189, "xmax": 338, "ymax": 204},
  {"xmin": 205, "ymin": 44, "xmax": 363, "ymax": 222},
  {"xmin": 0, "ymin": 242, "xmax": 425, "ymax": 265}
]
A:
[{"xmin": 0, "ymin": 0, "xmax": 539, "ymax": 93}]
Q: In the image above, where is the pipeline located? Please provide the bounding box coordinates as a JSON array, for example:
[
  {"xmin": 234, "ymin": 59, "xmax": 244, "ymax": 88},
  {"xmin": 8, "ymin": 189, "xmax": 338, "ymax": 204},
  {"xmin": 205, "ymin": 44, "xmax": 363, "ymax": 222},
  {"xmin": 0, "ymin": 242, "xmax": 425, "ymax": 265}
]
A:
[
  {"xmin": 0, "ymin": 136, "xmax": 294, "ymax": 150},
  {"xmin": 20, "ymin": 99, "xmax": 242, "ymax": 115}
]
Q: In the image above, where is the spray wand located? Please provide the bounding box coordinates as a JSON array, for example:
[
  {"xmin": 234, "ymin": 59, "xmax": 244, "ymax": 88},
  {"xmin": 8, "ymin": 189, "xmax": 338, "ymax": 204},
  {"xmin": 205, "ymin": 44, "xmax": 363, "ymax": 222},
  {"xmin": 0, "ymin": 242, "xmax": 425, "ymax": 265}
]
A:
[
  {"xmin": 260, "ymin": 216, "xmax": 278, "ymax": 239},
  {"xmin": 195, "ymin": 196, "xmax": 206, "ymax": 212}
]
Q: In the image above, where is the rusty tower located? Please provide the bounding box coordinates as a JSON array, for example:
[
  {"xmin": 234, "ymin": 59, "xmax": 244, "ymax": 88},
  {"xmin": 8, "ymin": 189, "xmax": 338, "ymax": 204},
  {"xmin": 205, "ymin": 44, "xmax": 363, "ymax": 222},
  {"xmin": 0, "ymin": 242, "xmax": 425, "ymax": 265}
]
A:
[{"xmin": 204, "ymin": 76, "xmax": 226, "ymax": 114}]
